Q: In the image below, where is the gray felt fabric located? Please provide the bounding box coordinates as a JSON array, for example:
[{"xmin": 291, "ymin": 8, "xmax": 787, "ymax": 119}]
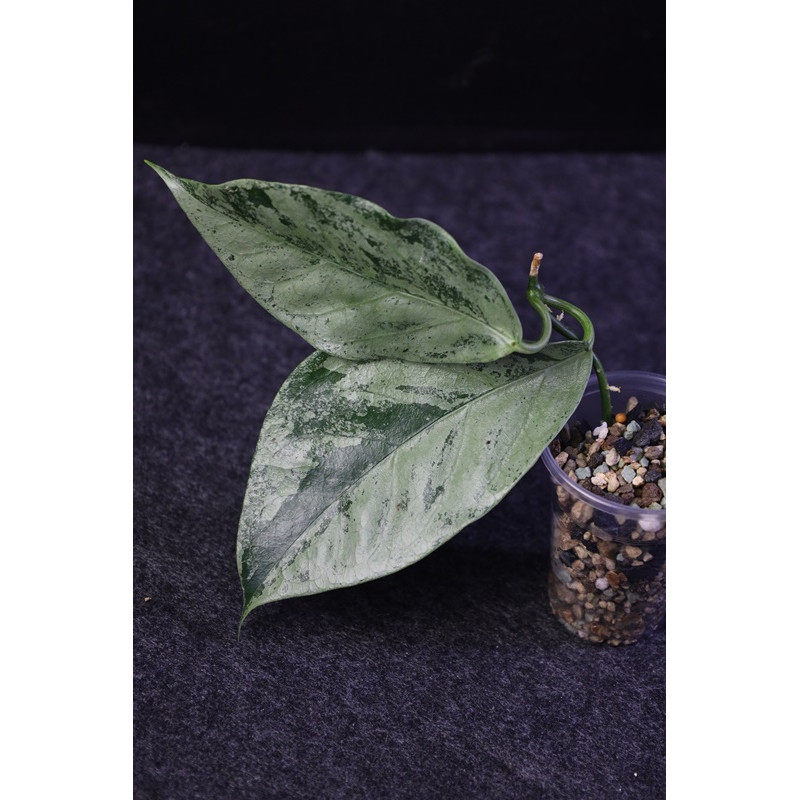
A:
[{"xmin": 134, "ymin": 143, "xmax": 665, "ymax": 799}]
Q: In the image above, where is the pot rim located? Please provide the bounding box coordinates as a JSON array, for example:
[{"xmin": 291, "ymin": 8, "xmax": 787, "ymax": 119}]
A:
[{"xmin": 540, "ymin": 370, "xmax": 666, "ymax": 521}]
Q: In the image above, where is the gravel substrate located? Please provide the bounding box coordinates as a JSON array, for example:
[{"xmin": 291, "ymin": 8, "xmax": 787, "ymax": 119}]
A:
[
  {"xmin": 549, "ymin": 395, "xmax": 666, "ymax": 509},
  {"xmin": 546, "ymin": 397, "xmax": 666, "ymax": 645}
]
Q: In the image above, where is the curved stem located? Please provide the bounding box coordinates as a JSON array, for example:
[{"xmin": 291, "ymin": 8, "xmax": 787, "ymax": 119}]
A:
[
  {"xmin": 516, "ymin": 288, "xmax": 553, "ymax": 354},
  {"xmin": 515, "ymin": 252, "xmax": 553, "ymax": 354},
  {"xmin": 541, "ymin": 294, "xmax": 594, "ymax": 349},
  {"xmin": 523, "ymin": 253, "xmax": 612, "ymax": 423}
]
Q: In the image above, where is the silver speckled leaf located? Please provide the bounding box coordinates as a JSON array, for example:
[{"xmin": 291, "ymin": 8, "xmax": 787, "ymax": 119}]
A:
[
  {"xmin": 238, "ymin": 341, "xmax": 592, "ymax": 624},
  {"xmin": 148, "ymin": 162, "xmax": 524, "ymax": 363}
]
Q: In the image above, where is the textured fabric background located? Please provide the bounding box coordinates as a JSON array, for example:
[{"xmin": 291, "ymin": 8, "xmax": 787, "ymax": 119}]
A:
[{"xmin": 133, "ymin": 144, "xmax": 665, "ymax": 800}]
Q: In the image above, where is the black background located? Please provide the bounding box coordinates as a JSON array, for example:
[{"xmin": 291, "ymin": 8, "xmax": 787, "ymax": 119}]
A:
[{"xmin": 134, "ymin": 1, "xmax": 664, "ymax": 152}]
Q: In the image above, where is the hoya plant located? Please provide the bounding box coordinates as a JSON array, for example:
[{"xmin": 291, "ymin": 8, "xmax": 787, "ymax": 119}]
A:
[{"xmin": 148, "ymin": 162, "xmax": 615, "ymax": 631}]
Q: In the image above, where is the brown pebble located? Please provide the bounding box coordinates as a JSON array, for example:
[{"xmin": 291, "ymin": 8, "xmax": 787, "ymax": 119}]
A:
[
  {"xmin": 624, "ymin": 545, "xmax": 643, "ymax": 559},
  {"xmin": 640, "ymin": 482, "xmax": 663, "ymax": 506},
  {"xmin": 597, "ymin": 540, "xmax": 618, "ymax": 558},
  {"xmin": 606, "ymin": 571, "xmax": 621, "ymax": 588},
  {"xmin": 570, "ymin": 501, "xmax": 593, "ymax": 524},
  {"xmin": 558, "ymin": 531, "xmax": 574, "ymax": 551}
]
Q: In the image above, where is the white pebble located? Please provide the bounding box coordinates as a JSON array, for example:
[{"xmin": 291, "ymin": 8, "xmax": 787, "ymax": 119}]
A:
[
  {"xmin": 592, "ymin": 421, "xmax": 609, "ymax": 440},
  {"xmin": 639, "ymin": 515, "xmax": 663, "ymax": 533},
  {"xmin": 595, "ymin": 577, "xmax": 609, "ymax": 591}
]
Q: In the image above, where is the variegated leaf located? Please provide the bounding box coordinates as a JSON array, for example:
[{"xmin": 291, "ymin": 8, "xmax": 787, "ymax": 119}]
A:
[
  {"xmin": 148, "ymin": 162, "xmax": 524, "ymax": 364},
  {"xmin": 238, "ymin": 341, "xmax": 592, "ymax": 625}
]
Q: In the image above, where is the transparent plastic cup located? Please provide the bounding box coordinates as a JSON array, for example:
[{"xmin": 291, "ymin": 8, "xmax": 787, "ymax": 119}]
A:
[{"xmin": 541, "ymin": 371, "xmax": 666, "ymax": 645}]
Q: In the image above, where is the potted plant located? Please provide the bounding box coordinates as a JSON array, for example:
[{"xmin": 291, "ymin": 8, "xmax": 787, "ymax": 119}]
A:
[{"xmin": 147, "ymin": 162, "xmax": 665, "ymax": 644}]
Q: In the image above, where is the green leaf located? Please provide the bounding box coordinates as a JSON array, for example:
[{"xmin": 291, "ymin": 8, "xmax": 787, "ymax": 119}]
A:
[
  {"xmin": 237, "ymin": 341, "xmax": 592, "ymax": 625},
  {"xmin": 147, "ymin": 162, "xmax": 524, "ymax": 364}
]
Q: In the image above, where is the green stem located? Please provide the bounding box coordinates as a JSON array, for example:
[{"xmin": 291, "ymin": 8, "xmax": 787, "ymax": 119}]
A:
[
  {"xmin": 542, "ymin": 294, "xmax": 594, "ymax": 349},
  {"xmin": 549, "ymin": 313, "xmax": 613, "ymax": 424},
  {"xmin": 516, "ymin": 278, "xmax": 553, "ymax": 354},
  {"xmin": 524, "ymin": 253, "xmax": 613, "ymax": 424}
]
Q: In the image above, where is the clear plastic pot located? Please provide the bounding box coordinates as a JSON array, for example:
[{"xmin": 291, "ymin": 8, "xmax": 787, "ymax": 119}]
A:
[{"xmin": 541, "ymin": 371, "xmax": 666, "ymax": 645}]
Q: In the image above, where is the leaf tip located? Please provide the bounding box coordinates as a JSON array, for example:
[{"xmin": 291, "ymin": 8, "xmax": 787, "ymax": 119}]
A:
[
  {"xmin": 144, "ymin": 160, "xmax": 179, "ymax": 189},
  {"xmin": 236, "ymin": 606, "xmax": 250, "ymax": 641},
  {"xmin": 237, "ymin": 589, "xmax": 261, "ymax": 639}
]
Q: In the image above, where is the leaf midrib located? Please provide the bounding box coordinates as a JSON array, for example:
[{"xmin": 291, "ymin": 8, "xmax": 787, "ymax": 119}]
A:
[
  {"xmin": 181, "ymin": 177, "xmax": 519, "ymax": 348},
  {"xmin": 244, "ymin": 348, "xmax": 587, "ymax": 606}
]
